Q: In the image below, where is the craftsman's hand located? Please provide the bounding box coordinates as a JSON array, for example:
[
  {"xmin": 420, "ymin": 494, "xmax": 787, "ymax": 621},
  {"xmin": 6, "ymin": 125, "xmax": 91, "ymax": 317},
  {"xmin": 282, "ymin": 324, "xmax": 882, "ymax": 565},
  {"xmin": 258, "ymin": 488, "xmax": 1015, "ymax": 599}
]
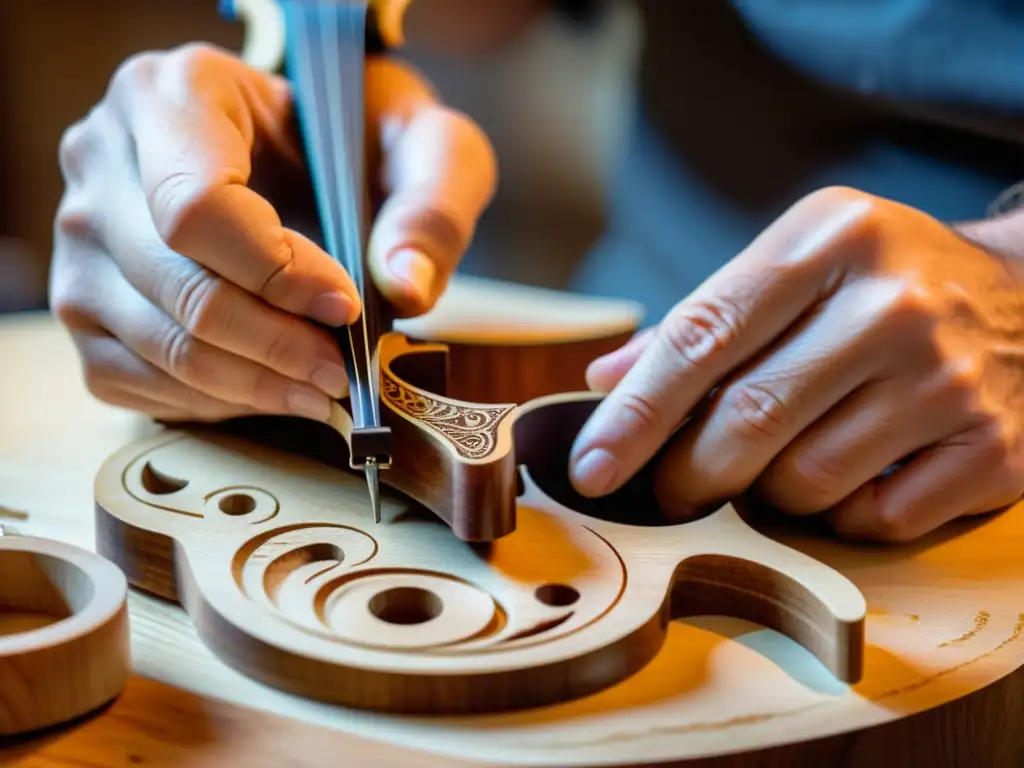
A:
[
  {"xmin": 50, "ymin": 43, "xmax": 496, "ymax": 422},
  {"xmin": 570, "ymin": 187, "xmax": 1024, "ymax": 542}
]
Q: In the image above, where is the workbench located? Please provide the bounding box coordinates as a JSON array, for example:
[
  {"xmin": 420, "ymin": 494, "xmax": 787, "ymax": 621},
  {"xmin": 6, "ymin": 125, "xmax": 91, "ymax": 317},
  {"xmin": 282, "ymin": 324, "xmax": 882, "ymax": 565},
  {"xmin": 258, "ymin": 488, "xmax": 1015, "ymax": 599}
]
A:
[
  {"xmin": 0, "ymin": 312, "xmax": 481, "ymax": 767},
  {"xmin": 6, "ymin": 311, "xmax": 1024, "ymax": 768}
]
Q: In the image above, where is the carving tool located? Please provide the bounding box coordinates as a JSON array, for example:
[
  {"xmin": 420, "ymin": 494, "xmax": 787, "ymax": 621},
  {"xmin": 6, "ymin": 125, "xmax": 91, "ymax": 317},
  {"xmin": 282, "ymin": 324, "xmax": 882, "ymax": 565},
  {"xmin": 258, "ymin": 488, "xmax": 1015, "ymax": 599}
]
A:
[{"xmin": 220, "ymin": 0, "xmax": 415, "ymax": 523}]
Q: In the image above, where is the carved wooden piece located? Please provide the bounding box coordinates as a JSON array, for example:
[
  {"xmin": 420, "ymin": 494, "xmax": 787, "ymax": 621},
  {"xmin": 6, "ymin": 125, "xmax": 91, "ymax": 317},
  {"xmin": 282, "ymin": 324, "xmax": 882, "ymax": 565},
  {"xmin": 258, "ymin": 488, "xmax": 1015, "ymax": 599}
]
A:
[
  {"xmin": 94, "ymin": 391, "xmax": 866, "ymax": 716},
  {"xmin": 303, "ymin": 275, "xmax": 647, "ymax": 542},
  {"xmin": 7, "ymin": 309, "xmax": 1024, "ymax": 764},
  {"xmin": 0, "ymin": 534, "xmax": 130, "ymax": 736}
]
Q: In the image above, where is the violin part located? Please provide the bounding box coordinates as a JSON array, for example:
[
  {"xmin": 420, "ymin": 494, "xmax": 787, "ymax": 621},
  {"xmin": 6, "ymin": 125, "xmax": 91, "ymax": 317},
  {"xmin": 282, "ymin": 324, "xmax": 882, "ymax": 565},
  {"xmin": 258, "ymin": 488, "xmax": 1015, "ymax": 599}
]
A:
[{"xmin": 93, "ymin": 390, "xmax": 866, "ymax": 715}]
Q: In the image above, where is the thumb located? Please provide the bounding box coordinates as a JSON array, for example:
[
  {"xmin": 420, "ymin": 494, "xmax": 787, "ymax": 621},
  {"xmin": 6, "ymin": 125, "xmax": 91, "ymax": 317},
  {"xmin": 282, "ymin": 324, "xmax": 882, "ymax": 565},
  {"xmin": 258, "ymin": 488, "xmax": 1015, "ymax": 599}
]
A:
[{"xmin": 368, "ymin": 105, "xmax": 497, "ymax": 316}]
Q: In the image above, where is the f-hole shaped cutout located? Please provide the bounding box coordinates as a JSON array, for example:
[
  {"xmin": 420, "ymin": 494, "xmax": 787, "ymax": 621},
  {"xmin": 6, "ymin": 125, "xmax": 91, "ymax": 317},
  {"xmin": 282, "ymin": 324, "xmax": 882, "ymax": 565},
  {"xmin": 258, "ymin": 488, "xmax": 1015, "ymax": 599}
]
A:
[
  {"xmin": 513, "ymin": 396, "xmax": 714, "ymax": 526},
  {"xmin": 671, "ymin": 554, "xmax": 863, "ymax": 682}
]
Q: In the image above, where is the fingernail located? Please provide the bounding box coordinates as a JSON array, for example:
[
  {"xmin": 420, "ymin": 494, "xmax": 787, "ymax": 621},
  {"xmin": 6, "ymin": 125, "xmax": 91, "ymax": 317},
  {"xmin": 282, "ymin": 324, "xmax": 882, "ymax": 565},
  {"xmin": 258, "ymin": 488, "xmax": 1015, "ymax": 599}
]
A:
[
  {"xmin": 286, "ymin": 386, "xmax": 331, "ymax": 421},
  {"xmin": 310, "ymin": 361, "xmax": 348, "ymax": 398},
  {"xmin": 571, "ymin": 448, "xmax": 618, "ymax": 496},
  {"xmin": 307, "ymin": 292, "xmax": 354, "ymax": 327},
  {"xmin": 386, "ymin": 248, "xmax": 435, "ymax": 305}
]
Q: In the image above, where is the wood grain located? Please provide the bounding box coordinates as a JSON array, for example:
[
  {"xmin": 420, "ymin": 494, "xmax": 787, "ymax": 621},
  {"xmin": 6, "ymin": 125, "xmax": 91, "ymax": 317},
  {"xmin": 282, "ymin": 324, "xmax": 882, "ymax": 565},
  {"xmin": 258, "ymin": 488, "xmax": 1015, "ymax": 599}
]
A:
[
  {"xmin": 5, "ymin": 308, "xmax": 1024, "ymax": 766},
  {"xmin": 1, "ymin": 675, "xmax": 488, "ymax": 768},
  {"xmin": 0, "ymin": 534, "xmax": 130, "ymax": 737},
  {"xmin": 92, "ymin": 399, "xmax": 866, "ymax": 714},
  {"xmin": 4, "ymin": 669, "xmax": 1024, "ymax": 767}
]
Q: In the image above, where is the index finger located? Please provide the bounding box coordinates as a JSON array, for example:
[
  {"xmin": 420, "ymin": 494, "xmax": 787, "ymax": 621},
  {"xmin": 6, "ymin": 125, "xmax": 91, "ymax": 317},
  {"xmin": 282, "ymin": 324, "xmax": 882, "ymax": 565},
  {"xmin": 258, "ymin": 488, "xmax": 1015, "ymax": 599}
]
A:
[
  {"xmin": 108, "ymin": 43, "xmax": 362, "ymax": 328},
  {"xmin": 568, "ymin": 189, "xmax": 874, "ymax": 498}
]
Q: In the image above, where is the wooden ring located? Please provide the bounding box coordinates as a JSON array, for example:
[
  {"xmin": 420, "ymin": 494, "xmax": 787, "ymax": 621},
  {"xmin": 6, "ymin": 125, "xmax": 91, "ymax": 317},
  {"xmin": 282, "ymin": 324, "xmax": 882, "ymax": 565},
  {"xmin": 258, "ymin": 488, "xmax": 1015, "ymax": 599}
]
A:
[{"xmin": 0, "ymin": 535, "xmax": 130, "ymax": 736}]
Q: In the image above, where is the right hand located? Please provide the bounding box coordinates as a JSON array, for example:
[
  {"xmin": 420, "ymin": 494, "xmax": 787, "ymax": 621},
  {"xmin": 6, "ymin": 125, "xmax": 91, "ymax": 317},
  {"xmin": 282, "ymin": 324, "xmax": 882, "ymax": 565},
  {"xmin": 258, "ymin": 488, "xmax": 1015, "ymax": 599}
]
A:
[{"xmin": 51, "ymin": 43, "xmax": 496, "ymax": 423}]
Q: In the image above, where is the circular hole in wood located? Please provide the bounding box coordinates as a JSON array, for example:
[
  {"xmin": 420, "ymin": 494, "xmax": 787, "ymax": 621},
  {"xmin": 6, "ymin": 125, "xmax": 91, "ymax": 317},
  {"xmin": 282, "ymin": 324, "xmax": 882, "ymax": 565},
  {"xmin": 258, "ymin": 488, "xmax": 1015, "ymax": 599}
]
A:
[
  {"xmin": 218, "ymin": 493, "xmax": 257, "ymax": 516},
  {"xmin": 535, "ymin": 583, "xmax": 580, "ymax": 607},
  {"xmin": 368, "ymin": 586, "xmax": 443, "ymax": 626},
  {"xmin": 0, "ymin": 550, "xmax": 95, "ymax": 638}
]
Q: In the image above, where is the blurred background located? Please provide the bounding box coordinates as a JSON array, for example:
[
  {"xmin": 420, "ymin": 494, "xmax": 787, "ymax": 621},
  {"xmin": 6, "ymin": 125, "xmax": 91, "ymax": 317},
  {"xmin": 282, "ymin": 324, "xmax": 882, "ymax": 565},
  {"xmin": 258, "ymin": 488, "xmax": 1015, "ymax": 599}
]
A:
[{"xmin": 0, "ymin": 0, "xmax": 639, "ymax": 314}]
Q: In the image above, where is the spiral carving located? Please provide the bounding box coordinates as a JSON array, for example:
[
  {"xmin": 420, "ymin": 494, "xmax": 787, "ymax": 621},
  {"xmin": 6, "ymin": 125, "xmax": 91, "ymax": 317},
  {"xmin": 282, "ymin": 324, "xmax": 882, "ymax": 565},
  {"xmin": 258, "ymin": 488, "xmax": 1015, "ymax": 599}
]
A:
[{"xmin": 229, "ymin": 523, "xmax": 627, "ymax": 656}]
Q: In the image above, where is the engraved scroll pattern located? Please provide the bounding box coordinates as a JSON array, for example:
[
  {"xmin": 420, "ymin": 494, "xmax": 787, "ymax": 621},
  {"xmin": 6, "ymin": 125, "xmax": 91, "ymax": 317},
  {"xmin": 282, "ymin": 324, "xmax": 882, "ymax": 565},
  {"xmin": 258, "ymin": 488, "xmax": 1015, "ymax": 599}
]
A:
[{"xmin": 382, "ymin": 371, "xmax": 514, "ymax": 459}]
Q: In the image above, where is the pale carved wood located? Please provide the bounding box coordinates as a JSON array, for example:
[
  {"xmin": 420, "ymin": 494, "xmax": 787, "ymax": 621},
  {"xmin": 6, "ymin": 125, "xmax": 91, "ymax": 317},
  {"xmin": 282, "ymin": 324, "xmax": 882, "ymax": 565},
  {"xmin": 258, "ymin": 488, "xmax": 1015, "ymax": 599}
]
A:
[{"xmin": 93, "ymin": 386, "xmax": 867, "ymax": 715}]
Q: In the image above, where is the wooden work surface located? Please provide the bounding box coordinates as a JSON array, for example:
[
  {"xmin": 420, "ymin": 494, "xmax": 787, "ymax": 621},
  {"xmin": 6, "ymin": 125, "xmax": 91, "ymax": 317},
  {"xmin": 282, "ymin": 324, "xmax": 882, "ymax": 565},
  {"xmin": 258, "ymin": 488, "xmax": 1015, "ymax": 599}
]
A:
[
  {"xmin": 5, "ymin": 311, "xmax": 1024, "ymax": 767},
  {"xmin": 0, "ymin": 312, "xmax": 488, "ymax": 767}
]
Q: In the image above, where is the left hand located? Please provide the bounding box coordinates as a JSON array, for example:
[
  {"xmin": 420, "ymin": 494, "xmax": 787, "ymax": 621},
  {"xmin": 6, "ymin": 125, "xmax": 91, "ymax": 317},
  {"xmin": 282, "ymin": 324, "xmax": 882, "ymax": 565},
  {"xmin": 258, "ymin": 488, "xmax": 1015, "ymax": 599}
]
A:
[{"xmin": 569, "ymin": 186, "xmax": 1024, "ymax": 542}]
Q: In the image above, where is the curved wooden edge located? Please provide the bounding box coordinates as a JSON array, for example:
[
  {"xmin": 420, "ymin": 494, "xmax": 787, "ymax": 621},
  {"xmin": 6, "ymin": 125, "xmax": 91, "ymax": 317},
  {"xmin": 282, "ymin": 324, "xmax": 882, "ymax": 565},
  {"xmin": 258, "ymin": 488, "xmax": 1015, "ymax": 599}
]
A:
[
  {"xmin": 377, "ymin": 333, "xmax": 519, "ymax": 541},
  {"xmin": 0, "ymin": 535, "xmax": 131, "ymax": 737},
  {"xmin": 88, "ymin": 383, "xmax": 863, "ymax": 716},
  {"xmin": 512, "ymin": 390, "xmax": 868, "ymax": 685},
  {"xmin": 670, "ymin": 553, "xmax": 865, "ymax": 683},
  {"xmin": 93, "ymin": 479, "xmax": 668, "ymax": 715}
]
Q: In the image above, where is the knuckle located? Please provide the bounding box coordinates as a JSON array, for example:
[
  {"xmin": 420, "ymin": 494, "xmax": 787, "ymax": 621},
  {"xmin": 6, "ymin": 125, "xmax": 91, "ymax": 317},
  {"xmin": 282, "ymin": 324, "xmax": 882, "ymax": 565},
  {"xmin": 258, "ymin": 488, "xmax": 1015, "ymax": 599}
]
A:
[
  {"xmin": 883, "ymin": 282, "xmax": 937, "ymax": 330},
  {"xmin": 785, "ymin": 186, "xmax": 882, "ymax": 269},
  {"xmin": 51, "ymin": 286, "xmax": 92, "ymax": 331},
  {"xmin": 148, "ymin": 171, "xmax": 207, "ymax": 250},
  {"xmin": 791, "ymin": 186, "xmax": 879, "ymax": 233},
  {"xmin": 262, "ymin": 322, "xmax": 303, "ymax": 374},
  {"xmin": 867, "ymin": 510, "xmax": 916, "ymax": 543},
  {"xmin": 616, "ymin": 391, "xmax": 665, "ymax": 436},
  {"xmin": 54, "ymin": 195, "xmax": 103, "ymax": 248},
  {"xmin": 802, "ymin": 185, "xmax": 873, "ymax": 210},
  {"xmin": 255, "ymin": 238, "xmax": 298, "ymax": 300},
  {"xmin": 48, "ymin": 251, "xmax": 95, "ymax": 332},
  {"xmin": 161, "ymin": 325, "xmax": 201, "ymax": 383},
  {"xmin": 173, "ymin": 268, "xmax": 230, "ymax": 341},
  {"xmin": 722, "ymin": 381, "xmax": 792, "ymax": 439},
  {"xmin": 109, "ymin": 50, "xmax": 161, "ymax": 99},
  {"xmin": 973, "ymin": 419, "xmax": 1016, "ymax": 467},
  {"xmin": 149, "ymin": 168, "xmax": 245, "ymax": 253},
  {"xmin": 661, "ymin": 297, "xmax": 741, "ymax": 367},
  {"xmin": 934, "ymin": 358, "xmax": 984, "ymax": 413},
  {"xmin": 775, "ymin": 450, "xmax": 845, "ymax": 508},
  {"xmin": 166, "ymin": 41, "xmax": 227, "ymax": 81},
  {"xmin": 58, "ymin": 111, "xmax": 103, "ymax": 182}
]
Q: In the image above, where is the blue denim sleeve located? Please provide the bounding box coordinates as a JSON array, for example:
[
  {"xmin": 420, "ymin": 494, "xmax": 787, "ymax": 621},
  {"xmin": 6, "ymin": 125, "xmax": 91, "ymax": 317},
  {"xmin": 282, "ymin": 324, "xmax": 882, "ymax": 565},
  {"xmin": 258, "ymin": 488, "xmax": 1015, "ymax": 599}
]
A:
[{"xmin": 730, "ymin": 0, "xmax": 1024, "ymax": 113}]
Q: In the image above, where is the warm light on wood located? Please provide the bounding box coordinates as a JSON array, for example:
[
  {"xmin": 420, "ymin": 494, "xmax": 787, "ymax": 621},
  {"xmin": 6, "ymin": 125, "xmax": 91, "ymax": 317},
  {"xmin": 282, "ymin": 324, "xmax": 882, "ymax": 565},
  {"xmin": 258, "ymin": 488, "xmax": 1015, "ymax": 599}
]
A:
[{"xmin": 0, "ymin": 535, "xmax": 130, "ymax": 737}]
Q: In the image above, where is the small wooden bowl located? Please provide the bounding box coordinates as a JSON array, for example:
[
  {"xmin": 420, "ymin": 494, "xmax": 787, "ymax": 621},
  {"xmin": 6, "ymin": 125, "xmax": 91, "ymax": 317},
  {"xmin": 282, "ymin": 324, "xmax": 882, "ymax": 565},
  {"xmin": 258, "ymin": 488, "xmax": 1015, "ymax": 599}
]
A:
[{"xmin": 0, "ymin": 533, "xmax": 130, "ymax": 736}]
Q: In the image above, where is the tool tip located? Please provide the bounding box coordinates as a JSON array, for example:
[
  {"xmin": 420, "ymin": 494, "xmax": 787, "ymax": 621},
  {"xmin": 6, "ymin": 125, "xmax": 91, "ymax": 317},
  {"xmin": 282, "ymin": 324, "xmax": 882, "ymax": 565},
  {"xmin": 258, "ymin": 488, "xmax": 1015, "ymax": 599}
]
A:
[{"xmin": 365, "ymin": 458, "xmax": 381, "ymax": 524}]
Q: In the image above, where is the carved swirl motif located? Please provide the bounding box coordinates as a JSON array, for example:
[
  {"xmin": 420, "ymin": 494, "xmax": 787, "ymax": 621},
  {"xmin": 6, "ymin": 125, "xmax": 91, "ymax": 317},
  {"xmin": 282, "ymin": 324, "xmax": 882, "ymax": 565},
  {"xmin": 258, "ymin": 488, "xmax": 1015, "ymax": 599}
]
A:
[
  {"xmin": 382, "ymin": 372, "xmax": 514, "ymax": 459},
  {"xmin": 232, "ymin": 524, "xmax": 606, "ymax": 655}
]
